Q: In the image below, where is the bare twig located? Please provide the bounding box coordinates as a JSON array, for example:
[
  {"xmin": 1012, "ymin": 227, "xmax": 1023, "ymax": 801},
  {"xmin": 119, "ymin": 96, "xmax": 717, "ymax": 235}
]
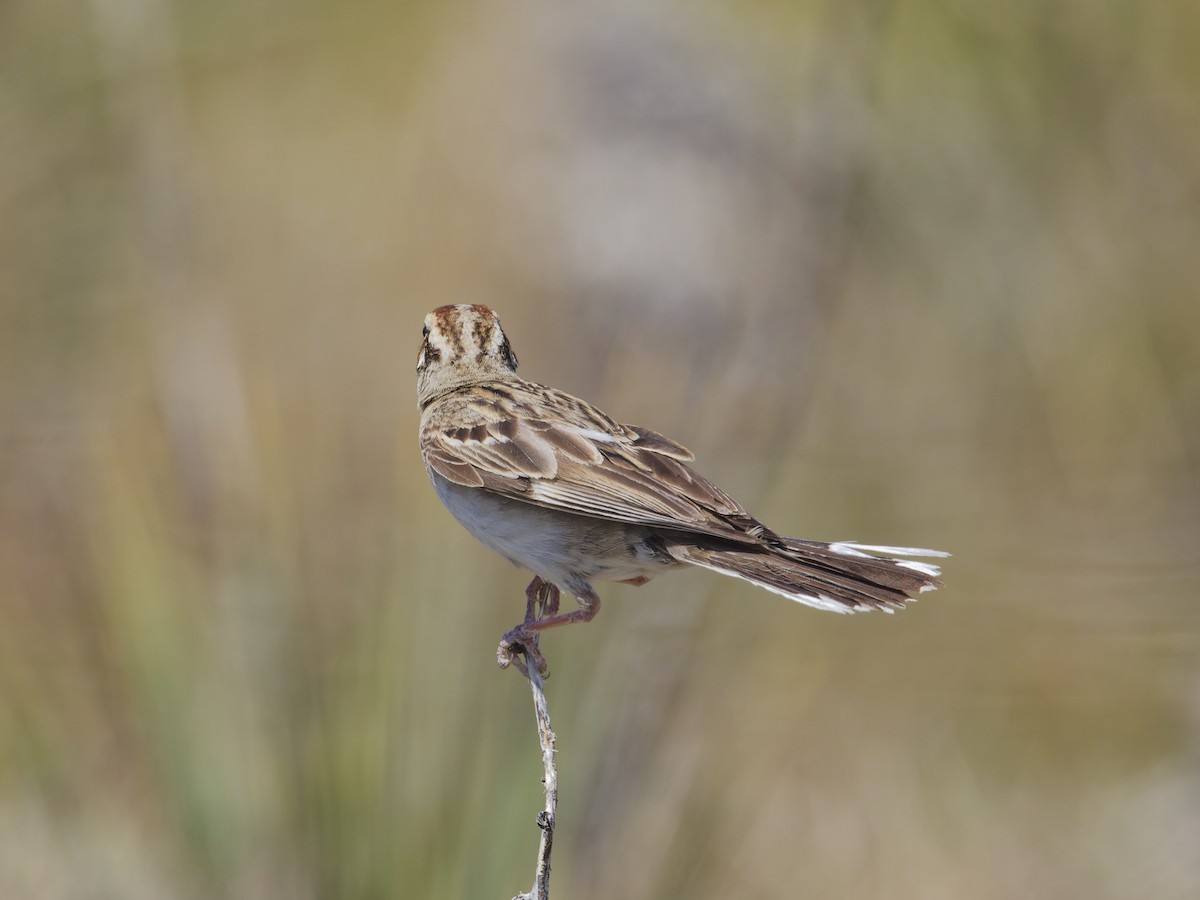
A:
[
  {"xmin": 511, "ymin": 655, "xmax": 557, "ymax": 900},
  {"xmin": 505, "ymin": 579, "xmax": 560, "ymax": 898}
]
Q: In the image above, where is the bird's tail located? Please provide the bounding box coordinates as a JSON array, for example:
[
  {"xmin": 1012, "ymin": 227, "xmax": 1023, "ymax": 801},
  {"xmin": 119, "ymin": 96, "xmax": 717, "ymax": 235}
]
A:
[{"xmin": 667, "ymin": 538, "xmax": 948, "ymax": 613}]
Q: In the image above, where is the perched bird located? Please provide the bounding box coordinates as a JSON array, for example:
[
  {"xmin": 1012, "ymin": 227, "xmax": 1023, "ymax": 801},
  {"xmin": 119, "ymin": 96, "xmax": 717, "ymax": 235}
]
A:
[{"xmin": 417, "ymin": 304, "xmax": 946, "ymax": 676}]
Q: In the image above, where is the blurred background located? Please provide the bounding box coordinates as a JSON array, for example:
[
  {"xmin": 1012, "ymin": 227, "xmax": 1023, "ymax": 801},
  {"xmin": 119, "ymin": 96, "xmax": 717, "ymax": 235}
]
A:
[{"xmin": 2, "ymin": 0, "xmax": 1199, "ymax": 897}]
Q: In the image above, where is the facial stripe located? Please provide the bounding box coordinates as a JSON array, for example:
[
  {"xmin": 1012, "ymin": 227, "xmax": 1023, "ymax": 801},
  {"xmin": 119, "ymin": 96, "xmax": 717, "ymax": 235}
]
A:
[
  {"xmin": 470, "ymin": 308, "xmax": 495, "ymax": 360},
  {"xmin": 423, "ymin": 304, "xmax": 514, "ymax": 370},
  {"xmin": 445, "ymin": 307, "xmax": 465, "ymax": 355},
  {"xmin": 425, "ymin": 307, "xmax": 460, "ymax": 360}
]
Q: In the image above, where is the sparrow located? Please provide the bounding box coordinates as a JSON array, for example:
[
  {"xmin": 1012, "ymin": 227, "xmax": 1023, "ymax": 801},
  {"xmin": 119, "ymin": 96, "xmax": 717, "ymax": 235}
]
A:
[{"xmin": 417, "ymin": 304, "xmax": 946, "ymax": 676}]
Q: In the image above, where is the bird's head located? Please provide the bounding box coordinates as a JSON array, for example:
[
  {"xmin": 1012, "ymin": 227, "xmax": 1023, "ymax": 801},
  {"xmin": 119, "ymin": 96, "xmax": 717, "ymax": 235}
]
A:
[{"xmin": 417, "ymin": 304, "xmax": 519, "ymax": 407}]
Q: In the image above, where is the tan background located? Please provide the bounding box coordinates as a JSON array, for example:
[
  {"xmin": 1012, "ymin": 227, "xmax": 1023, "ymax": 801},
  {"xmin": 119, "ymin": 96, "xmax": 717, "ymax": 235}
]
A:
[{"xmin": 2, "ymin": 1, "xmax": 1198, "ymax": 897}]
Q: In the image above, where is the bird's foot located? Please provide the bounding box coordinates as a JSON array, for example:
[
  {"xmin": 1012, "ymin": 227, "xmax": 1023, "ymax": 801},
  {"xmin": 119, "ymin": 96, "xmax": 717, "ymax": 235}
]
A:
[
  {"xmin": 497, "ymin": 626, "xmax": 549, "ymax": 678},
  {"xmin": 497, "ymin": 578, "xmax": 561, "ymax": 678}
]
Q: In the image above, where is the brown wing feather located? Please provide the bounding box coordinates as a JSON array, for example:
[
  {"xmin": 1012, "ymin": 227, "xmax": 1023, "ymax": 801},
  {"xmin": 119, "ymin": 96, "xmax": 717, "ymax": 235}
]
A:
[
  {"xmin": 420, "ymin": 379, "xmax": 764, "ymax": 544},
  {"xmin": 626, "ymin": 425, "xmax": 694, "ymax": 460},
  {"xmin": 424, "ymin": 447, "xmax": 485, "ymax": 487}
]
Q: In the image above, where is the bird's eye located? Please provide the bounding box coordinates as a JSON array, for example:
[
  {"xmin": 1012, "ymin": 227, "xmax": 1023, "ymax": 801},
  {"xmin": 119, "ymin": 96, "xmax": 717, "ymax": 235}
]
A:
[{"xmin": 422, "ymin": 324, "xmax": 430, "ymax": 337}]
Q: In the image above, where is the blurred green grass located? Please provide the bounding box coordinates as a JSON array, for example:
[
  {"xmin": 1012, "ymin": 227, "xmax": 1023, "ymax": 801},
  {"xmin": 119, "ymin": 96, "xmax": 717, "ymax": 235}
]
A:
[{"xmin": 2, "ymin": 1, "xmax": 1199, "ymax": 898}]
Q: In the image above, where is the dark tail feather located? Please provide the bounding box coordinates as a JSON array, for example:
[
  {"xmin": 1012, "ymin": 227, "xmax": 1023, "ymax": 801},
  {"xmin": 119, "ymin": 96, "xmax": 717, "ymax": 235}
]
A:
[{"xmin": 667, "ymin": 539, "xmax": 947, "ymax": 614}]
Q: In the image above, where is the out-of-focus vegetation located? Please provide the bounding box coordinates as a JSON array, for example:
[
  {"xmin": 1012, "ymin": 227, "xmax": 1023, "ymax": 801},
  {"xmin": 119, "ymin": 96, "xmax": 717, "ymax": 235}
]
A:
[{"xmin": 2, "ymin": 0, "xmax": 1198, "ymax": 897}]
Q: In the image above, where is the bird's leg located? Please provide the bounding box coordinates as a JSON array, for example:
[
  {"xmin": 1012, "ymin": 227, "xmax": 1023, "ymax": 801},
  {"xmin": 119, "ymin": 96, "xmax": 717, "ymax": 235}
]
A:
[
  {"xmin": 519, "ymin": 588, "xmax": 598, "ymax": 636},
  {"xmin": 521, "ymin": 575, "xmax": 560, "ymax": 621},
  {"xmin": 498, "ymin": 578, "xmax": 598, "ymax": 678},
  {"xmin": 538, "ymin": 580, "xmax": 561, "ymax": 618},
  {"xmin": 498, "ymin": 577, "xmax": 559, "ymax": 677}
]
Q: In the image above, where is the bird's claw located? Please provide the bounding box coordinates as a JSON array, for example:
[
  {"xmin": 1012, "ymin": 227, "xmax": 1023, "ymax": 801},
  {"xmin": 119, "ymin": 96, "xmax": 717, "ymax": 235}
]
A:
[{"xmin": 498, "ymin": 627, "xmax": 549, "ymax": 679}]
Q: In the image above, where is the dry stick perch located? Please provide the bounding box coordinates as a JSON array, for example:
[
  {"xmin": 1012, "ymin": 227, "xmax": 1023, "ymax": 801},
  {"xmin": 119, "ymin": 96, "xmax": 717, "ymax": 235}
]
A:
[
  {"xmin": 511, "ymin": 655, "xmax": 557, "ymax": 900},
  {"xmin": 510, "ymin": 582, "xmax": 560, "ymax": 900}
]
